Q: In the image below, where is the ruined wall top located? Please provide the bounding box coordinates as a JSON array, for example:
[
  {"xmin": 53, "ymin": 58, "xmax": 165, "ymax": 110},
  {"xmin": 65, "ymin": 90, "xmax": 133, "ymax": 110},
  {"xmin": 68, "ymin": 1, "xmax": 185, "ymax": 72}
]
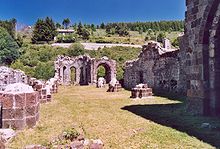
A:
[{"xmin": 125, "ymin": 41, "xmax": 179, "ymax": 68}]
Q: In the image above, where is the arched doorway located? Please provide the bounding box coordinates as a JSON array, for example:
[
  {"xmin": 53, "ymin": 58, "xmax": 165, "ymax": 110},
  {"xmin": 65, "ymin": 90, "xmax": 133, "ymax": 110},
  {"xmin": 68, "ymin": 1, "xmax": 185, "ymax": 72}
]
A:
[
  {"xmin": 63, "ymin": 66, "xmax": 67, "ymax": 83},
  {"xmin": 200, "ymin": 1, "xmax": 220, "ymax": 115},
  {"xmin": 214, "ymin": 23, "xmax": 220, "ymax": 114},
  {"xmin": 96, "ymin": 63, "xmax": 112, "ymax": 83},
  {"xmin": 70, "ymin": 67, "xmax": 76, "ymax": 84}
]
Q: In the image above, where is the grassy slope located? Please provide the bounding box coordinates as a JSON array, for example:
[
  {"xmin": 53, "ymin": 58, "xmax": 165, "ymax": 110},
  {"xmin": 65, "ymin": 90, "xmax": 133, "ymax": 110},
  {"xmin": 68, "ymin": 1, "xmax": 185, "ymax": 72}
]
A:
[
  {"xmin": 9, "ymin": 86, "xmax": 220, "ymax": 149},
  {"xmin": 90, "ymin": 29, "xmax": 181, "ymax": 45}
]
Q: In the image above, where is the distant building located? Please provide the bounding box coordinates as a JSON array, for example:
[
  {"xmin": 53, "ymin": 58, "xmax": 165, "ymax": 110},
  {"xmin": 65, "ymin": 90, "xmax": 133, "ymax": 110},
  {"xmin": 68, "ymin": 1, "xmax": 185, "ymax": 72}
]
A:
[{"xmin": 54, "ymin": 29, "xmax": 75, "ymax": 41}]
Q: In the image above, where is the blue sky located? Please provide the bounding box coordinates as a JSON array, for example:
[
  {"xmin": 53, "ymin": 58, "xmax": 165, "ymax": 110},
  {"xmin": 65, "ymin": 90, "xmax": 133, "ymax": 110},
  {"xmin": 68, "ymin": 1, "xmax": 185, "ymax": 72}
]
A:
[{"xmin": 0, "ymin": 0, "xmax": 185, "ymax": 25}]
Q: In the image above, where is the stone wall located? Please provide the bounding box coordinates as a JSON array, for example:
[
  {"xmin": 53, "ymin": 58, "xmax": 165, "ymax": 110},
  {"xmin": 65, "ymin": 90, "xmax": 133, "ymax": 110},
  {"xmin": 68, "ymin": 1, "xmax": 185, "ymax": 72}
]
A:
[
  {"xmin": 0, "ymin": 66, "xmax": 28, "ymax": 91},
  {"xmin": 54, "ymin": 55, "xmax": 117, "ymax": 85},
  {"xmin": 0, "ymin": 84, "xmax": 40, "ymax": 130},
  {"xmin": 124, "ymin": 41, "xmax": 186, "ymax": 96},
  {"xmin": 182, "ymin": 0, "xmax": 220, "ymax": 115},
  {"xmin": 0, "ymin": 66, "xmax": 59, "ymax": 129}
]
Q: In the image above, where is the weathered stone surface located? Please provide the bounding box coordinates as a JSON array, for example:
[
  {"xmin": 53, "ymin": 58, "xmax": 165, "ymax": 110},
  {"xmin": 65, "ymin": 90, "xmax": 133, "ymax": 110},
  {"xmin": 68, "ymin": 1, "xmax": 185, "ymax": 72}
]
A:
[
  {"xmin": 54, "ymin": 55, "xmax": 116, "ymax": 85},
  {"xmin": 124, "ymin": 41, "xmax": 186, "ymax": 96},
  {"xmin": 0, "ymin": 66, "xmax": 28, "ymax": 91},
  {"xmin": 182, "ymin": 0, "xmax": 220, "ymax": 115},
  {"xmin": 0, "ymin": 85, "xmax": 40, "ymax": 130}
]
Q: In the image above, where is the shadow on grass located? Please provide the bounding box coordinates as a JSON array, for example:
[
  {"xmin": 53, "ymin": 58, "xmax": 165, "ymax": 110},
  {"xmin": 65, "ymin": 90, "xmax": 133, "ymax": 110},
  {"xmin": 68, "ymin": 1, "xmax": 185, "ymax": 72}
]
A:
[{"xmin": 121, "ymin": 103, "xmax": 220, "ymax": 148}]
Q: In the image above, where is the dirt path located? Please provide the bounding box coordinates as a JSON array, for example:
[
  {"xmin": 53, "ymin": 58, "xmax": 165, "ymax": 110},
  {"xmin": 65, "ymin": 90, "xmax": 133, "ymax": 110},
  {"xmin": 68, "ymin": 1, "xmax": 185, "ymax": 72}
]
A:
[{"xmin": 51, "ymin": 42, "xmax": 142, "ymax": 50}]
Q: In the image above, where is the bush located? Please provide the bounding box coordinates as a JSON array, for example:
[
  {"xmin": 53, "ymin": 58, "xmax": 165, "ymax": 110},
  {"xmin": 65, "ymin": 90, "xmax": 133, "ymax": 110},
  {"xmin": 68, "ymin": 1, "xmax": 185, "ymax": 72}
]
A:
[
  {"xmin": 172, "ymin": 38, "xmax": 180, "ymax": 48},
  {"xmin": 11, "ymin": 44, "xmax": 67, "ymax": 80},
  {"xmin": 67, "ymin": 43, "xmax": 85, "ymax": 57},
  {"xmin": 34, "ymin": 62, "xmax": 55, "ymax": 80}
]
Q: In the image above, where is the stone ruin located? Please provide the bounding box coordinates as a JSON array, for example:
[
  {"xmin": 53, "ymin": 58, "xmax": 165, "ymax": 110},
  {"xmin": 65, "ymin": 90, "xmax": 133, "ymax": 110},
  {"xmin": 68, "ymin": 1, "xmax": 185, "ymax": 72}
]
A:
[
  {"xmin": 0, "ymin": 66, "xmax": 28, "ymax": 91},
  {"xmin": 54, "ymin": 55, "xmax": 116, "ymax": 86},
  {"xmin": 124, "ymin": 41, "xmax": 186, "ymax": 96},
  {"xmin": 107, "ymin": 78, "xmax": 122, "ymax": 92},
  {"xmin": 180, "ymin": 0, "xmax": 220, "ymax": 116},
  {"xmin": 0, "ymin": 83, "xmax": 40, "ymax": 130},
  {"xmin": 130, "ymin": 84, "xmax": 153, "ymax": 99},
  {"xmin": 0, "ymin": 66, "xmax": 59, "ymax": 130}
]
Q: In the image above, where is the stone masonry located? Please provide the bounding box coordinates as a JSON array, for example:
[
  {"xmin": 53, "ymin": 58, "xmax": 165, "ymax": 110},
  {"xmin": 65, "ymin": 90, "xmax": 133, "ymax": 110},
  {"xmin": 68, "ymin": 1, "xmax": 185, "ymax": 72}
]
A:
[
  {"xmin": 54, "ymin": 55, "xmax": 116, "ymax": 85},
  {"xmin": 181, "ymin": 0, "xmax": 220, "ymax": 115},
  {"xmin": 124, "ymin": 41, "xmax": 186, "ymax": 96},
  {"xmin": 0, "ymin": 83, "xmax": 40, "ymax": 130}
]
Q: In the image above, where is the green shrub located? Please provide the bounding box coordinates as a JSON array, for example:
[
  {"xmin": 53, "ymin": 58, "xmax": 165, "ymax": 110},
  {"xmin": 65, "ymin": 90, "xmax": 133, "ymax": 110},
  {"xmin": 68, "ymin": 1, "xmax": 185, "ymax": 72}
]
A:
[{"xmin": 67, "ymin": 43, "xmax": 85, "ymax": 57}]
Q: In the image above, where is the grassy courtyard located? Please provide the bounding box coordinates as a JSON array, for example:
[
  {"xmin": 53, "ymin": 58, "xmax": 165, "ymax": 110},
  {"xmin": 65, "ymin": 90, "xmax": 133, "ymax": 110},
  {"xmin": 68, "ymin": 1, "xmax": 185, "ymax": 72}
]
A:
[{"xmin": 9, "ymin": 86, "xmax": 220, "ymax": 149}]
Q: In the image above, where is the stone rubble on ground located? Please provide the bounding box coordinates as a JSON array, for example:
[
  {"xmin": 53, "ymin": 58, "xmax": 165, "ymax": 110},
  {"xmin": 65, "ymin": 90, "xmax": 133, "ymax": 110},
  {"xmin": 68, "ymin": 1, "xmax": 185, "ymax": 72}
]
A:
[{"xmin": 0, "ymin": 129, "xmax": 16, "ymax": 143}]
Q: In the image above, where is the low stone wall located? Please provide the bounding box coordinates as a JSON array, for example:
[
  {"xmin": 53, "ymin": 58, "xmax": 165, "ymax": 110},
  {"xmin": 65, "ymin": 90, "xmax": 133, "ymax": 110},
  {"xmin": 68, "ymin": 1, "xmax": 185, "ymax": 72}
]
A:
[{"xmin": 0, "ymin": 91, "xmax": 40, "ymax": 130}]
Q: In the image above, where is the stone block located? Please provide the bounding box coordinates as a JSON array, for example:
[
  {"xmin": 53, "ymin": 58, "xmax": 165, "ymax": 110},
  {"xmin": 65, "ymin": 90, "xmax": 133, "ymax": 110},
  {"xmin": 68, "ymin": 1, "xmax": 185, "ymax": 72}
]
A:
[
  {"xmin": 3, "ymin": 119, "xmax": 26, "ymax": 130},
  {"xmin": 0, "ymin": 94, "xmax": 13, "ymax": 109},
  {"xmin": 26, "ymin": 106, "xmax": 36, "ymax": 117},
  {"xmin": 26, "ymin": 116, "xmax": 37, "ymax": 128},
  {"xmin": 14, "ymin": 93, "xmax": 25, "ymax": 108},
  {"xmin": 2, "ymin": 109, "xmax": 12, "ymax": 119},
  {"xmin": 26, "ymin": 92, "xmax": 37, "ymax": 107},
  {"xmin": 46, "ymin": 95, "xmax": 52, "ymax": 102},
  {"xmin": 12, "ymin": 108, "xmax": 25, "ymax": 119}
]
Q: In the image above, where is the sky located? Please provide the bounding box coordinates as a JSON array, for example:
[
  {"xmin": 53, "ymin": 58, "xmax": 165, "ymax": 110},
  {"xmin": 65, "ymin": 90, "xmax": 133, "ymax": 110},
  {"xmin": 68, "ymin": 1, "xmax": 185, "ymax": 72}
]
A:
[{"xmin": 0, "ymin": 0, "xmax": 186, "ymax": 26}]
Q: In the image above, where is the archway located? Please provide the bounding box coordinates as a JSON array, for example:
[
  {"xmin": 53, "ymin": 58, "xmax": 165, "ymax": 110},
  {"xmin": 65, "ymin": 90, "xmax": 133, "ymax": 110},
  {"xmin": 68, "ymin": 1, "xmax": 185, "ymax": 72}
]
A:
[
  {"xmin": 63, "ymin": 66, "xmax": 67, "ymax": 83},
  {"xmin": 214, "ymin": 23, "xmax": 220, "ymax": 114},
  {"xmin": 70, "ymin": 67, "xmax": 76, "ymax": 84},
  {"xmin": 96, "ymin": 63, "xmax": 112, "ymax": 83},
  {"xmin": 200, "ymin": 0, "xmax": 220, "ymax": 115}
]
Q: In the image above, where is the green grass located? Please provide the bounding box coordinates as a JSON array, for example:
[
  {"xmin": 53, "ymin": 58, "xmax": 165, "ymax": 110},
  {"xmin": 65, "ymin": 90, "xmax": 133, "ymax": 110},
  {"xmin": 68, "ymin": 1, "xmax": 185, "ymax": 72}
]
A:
[
  {"xmin": 9, "ymin": 86, "xmax": 220, "ymax": 149},
  {"xmin": 90, "ymin": 29, "xmax": 182, "ymax": 45}
]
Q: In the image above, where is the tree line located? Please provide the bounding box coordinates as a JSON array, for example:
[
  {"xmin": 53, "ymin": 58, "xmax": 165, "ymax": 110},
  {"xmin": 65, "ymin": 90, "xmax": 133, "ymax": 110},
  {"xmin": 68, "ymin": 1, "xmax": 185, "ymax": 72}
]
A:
[
  {"xmin": 99, "ymin": 21, "xmax": 184, "ymax": 32},
  {"xmin": 0, "ymin": 18, "xmax": 17, "ymax": 38}
]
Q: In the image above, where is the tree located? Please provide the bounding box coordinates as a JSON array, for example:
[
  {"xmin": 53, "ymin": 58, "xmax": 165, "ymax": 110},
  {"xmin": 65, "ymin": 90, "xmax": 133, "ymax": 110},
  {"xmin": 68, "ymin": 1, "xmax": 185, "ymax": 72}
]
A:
[
  {"xmin": 91, "ymin": 24, "xmax": 96, "ymax": 31},
  {"xmin": 15, "ymin": 33, "xmax": 23, "ymax": 47},
  {"xmin": 81, "ymin": 28, "xmax": 90, "ymax": 40},
  {"xmin": 62, "ymin": 18, "xmax": 71, "ymax": 29},
  {"xmin": 56, "ymin": 23, "xmax": 61, "ymax": 29},
  {"xmin": 0, "ymin": 18, "xmax": 17, "ymax": 39},
  {"xmin": 157, "ymin": 32, "xmax": 166, "ymax": 43},
  {"xmin": 76, "ymin": 23, "xmax": 90, "ymax": 40},
  {"xmin": 0, "ymin": 27, "xmax": 19, "ymax": 65},
  {"xmin": 34, "ymin": 62, "xmax": 55, "ymax": 80},
  {"xmin": 77, "ymin": 22, "xmax": 83, "ymax": 36},
  {"xmin": 31, "ymin": 17, "xmax": 57, "ymax": 43},
  {"xmin": 100, "ymin": 23, "xmax": 105, "ymax": 29}
]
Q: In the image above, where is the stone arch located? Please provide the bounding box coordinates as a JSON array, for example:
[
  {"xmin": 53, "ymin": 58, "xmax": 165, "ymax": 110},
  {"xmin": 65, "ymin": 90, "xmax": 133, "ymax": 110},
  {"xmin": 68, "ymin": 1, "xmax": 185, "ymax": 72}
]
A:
[
  {"xmin": 54, "ymin": 55, "xmax": 116, "ymax": 85},
  {"xmin": 95, "ymin": 62, "xmax": 113, "ymax": 83},
  {"xmin": 199, "ymin": 0, "xmax": 220, "ymax": 115},
  {"xmin": 69, "ymin": 66, "xmax": 77, "ymax": 84}
]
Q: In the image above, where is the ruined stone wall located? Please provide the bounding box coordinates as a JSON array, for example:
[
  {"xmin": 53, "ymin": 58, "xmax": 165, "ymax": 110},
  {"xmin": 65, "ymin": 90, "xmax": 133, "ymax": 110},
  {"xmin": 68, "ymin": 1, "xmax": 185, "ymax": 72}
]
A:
[
  {"xmin": 55, "ymin": 55, "xmax": 116, "ymax": 85},
  {"xmin": 183, "ymin": 0, "xmax": 220, "ymax": 115},
  {"xmin": 0, "ymin": 87, "xmax": 40, "ymax": 130},
  {"xmin": 124, "ymin": 42, "xmax": 186, "ymax": 96},
  {"xmin": 0, "ymin": 66, "xmax": 28, "ymax": 91}
]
